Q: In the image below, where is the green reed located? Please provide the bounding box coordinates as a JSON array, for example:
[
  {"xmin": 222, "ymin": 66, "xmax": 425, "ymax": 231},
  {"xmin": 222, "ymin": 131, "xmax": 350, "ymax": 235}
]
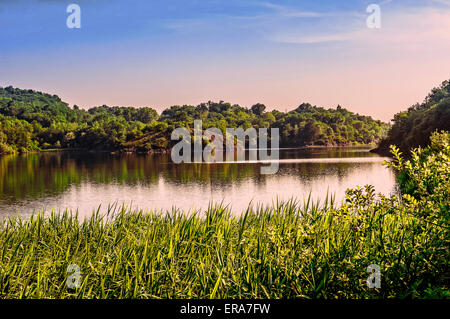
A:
[{"xmin": 0, "ymin": 191, "xmax": 447, "ymax": 299}]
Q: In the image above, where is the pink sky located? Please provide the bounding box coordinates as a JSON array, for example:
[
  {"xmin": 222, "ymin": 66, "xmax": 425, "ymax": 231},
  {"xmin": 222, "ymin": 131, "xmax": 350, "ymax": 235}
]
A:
[{"xmin": 1, "ymin": 3, "xmax": 449, "ymax": 122}]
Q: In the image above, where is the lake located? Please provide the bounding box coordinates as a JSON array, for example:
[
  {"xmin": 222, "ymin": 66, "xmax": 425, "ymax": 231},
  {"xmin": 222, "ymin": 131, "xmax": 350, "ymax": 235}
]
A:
[{"xmin": 0, "ymin": 147, "xmax": 397, "ymax": 218}]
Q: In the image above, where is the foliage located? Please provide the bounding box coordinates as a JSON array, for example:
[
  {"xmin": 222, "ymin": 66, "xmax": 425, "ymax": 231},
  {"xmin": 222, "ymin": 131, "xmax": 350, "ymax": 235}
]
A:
[
  {"xmin": 0, "ymin": 133, "xmax": 448, "ymax": 299},
  {"xmin": 386, "ymin": 131, "xmax": 449, "ymax": 228},
  {"xmin": 0, "ymin": 86, "xmax": 389, "ymax": 154},
  {"xmin": 376, "ymin": 79, "xmax": 450, "ymax": 155}
]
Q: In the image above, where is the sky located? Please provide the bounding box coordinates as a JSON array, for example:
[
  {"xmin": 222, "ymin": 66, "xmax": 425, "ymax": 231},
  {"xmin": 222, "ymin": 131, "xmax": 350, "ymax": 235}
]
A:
[{"xmin": 0, "ymin": 0, "xmax": 449, "ymax": 121}]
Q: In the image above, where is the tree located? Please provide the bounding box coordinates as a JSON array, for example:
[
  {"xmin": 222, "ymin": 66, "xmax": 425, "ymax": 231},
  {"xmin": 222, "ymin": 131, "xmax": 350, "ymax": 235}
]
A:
[
  {"xmin": 251, "ymin": 103, "xmax": 266, "ymax": 116},
  {"xmin": 376, "ymin": 79, "xmax": 450, "ymax": 155},
  {"xmin": 0, "ymin": 86, "xmax": 391, "ymax": 153}
]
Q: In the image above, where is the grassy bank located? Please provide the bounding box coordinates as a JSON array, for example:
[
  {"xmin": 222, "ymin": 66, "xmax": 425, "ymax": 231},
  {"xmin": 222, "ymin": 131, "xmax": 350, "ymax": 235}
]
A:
[{"xmin": 0, "ymin": 132, "xmax": 448, "ymax": 299}]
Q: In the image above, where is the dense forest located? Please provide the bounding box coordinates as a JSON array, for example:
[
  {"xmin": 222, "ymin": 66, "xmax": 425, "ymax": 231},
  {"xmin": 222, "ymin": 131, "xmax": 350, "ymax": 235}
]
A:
[
  {"xmin": 0, "ymin": 86, "xmax": 389, "ymax": 155},
  {"xmin": 375, "ymin": 79, "xmax": 450, "ymax": 155}
]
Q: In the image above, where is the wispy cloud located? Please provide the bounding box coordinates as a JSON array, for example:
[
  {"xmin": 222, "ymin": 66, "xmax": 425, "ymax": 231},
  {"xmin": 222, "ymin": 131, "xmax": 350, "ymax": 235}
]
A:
[
  {"xmin": 159, "ymin": 1, "xmax": 362, "ymax": 40},
  {"xmin": 268, "ymin": 2, "xmax": 450, "ymax": 45},
  {"xmin": 160, "ymin": 1, "xmax": 328, "ymax": 33},
  {"xmin": 163, "ymin": 19, "xmax": 206, "ymax": 33},
  {"xmin": 270, "ymin": 31, "xmax": 359, "ymax": 44},
  {"xmin": 258, "ymin": 2, "xmax": 326, "ymax": 18},
  {"xmin": 155, "ymin": 0, "xmax": 450, "ymax": 49},
  {"xmin": 427, "ymin": 0, "xmax": 450, "ymax": 6}
]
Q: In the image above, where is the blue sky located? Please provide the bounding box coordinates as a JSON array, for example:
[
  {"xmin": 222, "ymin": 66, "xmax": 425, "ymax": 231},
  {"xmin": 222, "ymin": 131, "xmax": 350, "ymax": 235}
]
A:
[{"xmin": 1, "ymin": 0, "xmax": 450, "ymax": 121}]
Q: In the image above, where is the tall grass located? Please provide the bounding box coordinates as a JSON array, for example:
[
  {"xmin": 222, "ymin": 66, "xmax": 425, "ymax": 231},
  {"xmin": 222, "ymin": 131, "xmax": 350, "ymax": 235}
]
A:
[
  {"xmin": 0, "ymin": 132, "xmax": 448, "ymax": 299},
  {"xmin": 0, "ymin": 191, "xmax": 447, "ymax": 299}
]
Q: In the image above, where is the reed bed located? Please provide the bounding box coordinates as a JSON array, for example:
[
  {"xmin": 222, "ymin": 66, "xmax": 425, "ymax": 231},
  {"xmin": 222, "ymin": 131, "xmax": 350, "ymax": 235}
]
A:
[{"xmin": 0, "ymin": 190, "xmax": 447, "ymax": 299}]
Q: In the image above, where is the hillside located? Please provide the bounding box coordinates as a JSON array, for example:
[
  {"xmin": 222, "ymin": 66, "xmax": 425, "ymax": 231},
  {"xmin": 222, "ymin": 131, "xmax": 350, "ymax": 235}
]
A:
[
  {"xmin": 0, "ymin": 86, "xmax": 389, "ymax": 154},
  {"xmin": 374, "ymin": 79, "xmax": 450, "ymax": 155}
]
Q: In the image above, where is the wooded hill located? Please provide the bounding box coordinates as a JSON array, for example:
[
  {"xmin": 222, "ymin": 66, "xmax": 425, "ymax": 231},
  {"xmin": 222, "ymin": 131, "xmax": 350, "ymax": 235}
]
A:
[
  {"xmin": 0, "ymin": 86, "xmax": 389, "ymax": 154},
  {"xmin": 374, "ymin": 79, "xmax": 450, "ymax": 155}
]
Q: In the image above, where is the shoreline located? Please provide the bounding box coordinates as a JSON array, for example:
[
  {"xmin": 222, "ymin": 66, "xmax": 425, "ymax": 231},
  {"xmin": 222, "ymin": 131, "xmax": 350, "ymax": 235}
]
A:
[{"xmin": 1, "ymin": 143, "xmax": 379, "ymax": 157}]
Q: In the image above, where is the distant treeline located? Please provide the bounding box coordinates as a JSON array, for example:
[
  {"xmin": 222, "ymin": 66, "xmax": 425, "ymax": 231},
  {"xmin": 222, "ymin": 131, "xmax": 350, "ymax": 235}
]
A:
[
  {"xmin": 374, "ymin": 79, "xmax": 450, "ymax": 155},
  {"xmin": 0, "ymin": 86, "xmax": 389, "ymax": 154}
]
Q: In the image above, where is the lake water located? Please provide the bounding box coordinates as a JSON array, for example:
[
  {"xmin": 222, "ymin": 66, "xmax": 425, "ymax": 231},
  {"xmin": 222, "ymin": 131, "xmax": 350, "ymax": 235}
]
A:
[{"xmin": 0, "ymin": 147, "xmax": 397, "ymax": 218}]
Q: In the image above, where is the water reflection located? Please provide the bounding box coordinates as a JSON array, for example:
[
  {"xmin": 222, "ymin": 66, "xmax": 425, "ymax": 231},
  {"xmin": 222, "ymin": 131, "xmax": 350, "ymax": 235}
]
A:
[{"xmin": 0, "ymin": 147, "xmax": 396, "ymax": 218}]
